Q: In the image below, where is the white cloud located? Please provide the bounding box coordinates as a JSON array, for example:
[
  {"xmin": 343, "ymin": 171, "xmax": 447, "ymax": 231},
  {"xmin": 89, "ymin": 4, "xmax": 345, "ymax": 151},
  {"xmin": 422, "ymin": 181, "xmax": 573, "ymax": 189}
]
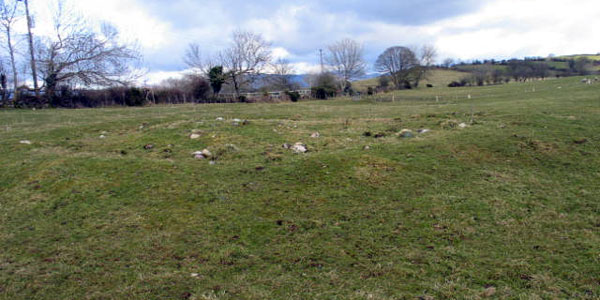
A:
[
  {"xmin": 143, "ymin": 70, "xmax": 186, "ymax": 85},
  {"xmin": 271, "ymin": 47, "xmax": 291, "ymax": 60},
  {"xmin": 26, "ymin": 0, "xmax": 600, "ymax": 83},
  {"xmin": 73, "ymin": 0, "xmax": 171, "ymax": 49},
  {"xmin": 429, "ymin": 0, "xmax": 600, "ymax": 60}
]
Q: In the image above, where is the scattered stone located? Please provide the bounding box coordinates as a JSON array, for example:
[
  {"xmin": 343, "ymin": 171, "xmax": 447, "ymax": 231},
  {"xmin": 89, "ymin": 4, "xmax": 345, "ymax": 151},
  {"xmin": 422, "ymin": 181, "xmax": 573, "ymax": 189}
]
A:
[
  {"xmin": 399, "ymin": 129, "xmax": 414, "ymax": 138},
  {"xmin": 192, "ymin": 151, "xmax": 206, "ymax": 159},
  {"xmin": 190, "ymin": 273, "xmax": 199, "ymax": 278},
  {"xmin": 567, "ymin": 116, "xmax": 577, "ymax": 120},
  {"xmin": 440, "ymin": 119, "xmax": 459, "ymax": 129},
  {"xmin": 225, "ymin": 144, "xmax": 240, "ymax": 152},
  {"xmin": 574, "ymin": 138, "xmax": 588, "ymax": 145},
  {"xmin": 417, "ymin": 129, "xmax": 430, "ymax": 134},
  {"xmin": 99, "ymin": 135, "xmax": 106, "ymax": 139},
  {"xmin": 482, "ymin": 287, "xmax": 496, "ymax": 297},
  {"xmin": 201, "ymin": 149, "xmax": 212, "ymax": 158},
  {"xmin": 233, "ymin": 118, "xmax": 242, "ymax": 123},
  {"xmin": 310, "ymin": 132, "xmax": 320, "ymax": 138},
  {"xmin": 209, "ymin": 161, "xmax": 216, "ymax": 165},
  {"xmin": 190, "ymin": 133, "xmax": 201, "ymax": 139},
  {"xmin": 458, "ymin": 123, "xmax": 469, "ymax": 128},
  {"xmin": 143, "ymin": 144, "xmax": 155, "ymax": 150},
  {"xmin": 363, "ymin": 145, "xmax": 371, "ymax": 150},
  {"xmin": 216, "ymin": 117, "xmax": 224, "ymax": 121},
  {"xmin": 291, "ymin": 142, "xmax": 308, "ymax": 153},
  {"xmin": 19, "ymin": 140, "xmax": 32, "ymax": 145}
]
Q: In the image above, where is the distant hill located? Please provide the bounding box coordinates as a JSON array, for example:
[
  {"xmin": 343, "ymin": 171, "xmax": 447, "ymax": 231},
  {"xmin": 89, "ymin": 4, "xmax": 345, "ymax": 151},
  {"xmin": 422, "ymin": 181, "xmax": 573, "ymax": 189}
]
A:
[
  {"xmin": 352, "ymin": 69, "xmax": 468, "ymax": 92},
  {"xmin": 556, "ymin": 54, "xmax": 600, "ymax": 61}
]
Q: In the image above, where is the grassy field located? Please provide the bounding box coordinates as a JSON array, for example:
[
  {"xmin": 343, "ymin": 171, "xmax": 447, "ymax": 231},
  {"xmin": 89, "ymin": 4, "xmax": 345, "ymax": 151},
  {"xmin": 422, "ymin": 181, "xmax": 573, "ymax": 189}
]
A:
[{"xmin": 1, "ymin": 77, "xmax": 599, "ymax": 299}]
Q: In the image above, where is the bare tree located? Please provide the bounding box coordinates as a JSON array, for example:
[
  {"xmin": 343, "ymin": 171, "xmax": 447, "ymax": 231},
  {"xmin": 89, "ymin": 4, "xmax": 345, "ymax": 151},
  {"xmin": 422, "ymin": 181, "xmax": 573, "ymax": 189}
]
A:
[
  {"xmin": 37, "ymin": 1, "xmax": 140, "ymax": 101},
  {"xmin": 442, "ymin": 58, "xmax": 454, "ymax": 69},
  {"xmin": 20, "ymin": 0, "xmax": 39, "ymax": 98},
  {"xmin": 269, "ymin": 58, "xmax": 297, "ymax": 91},
  {"xmin": 0, "ymin": 59, "xmax": 7, "ymax": 104},
  {"xmin": 183, "ymin": 43, "xmax": 217, "ymax": 75},
  {"xmin": 326, "ymin": 38, "xmax": 366, "ymax": 88},
  {"xmin": 218, "ymin": 30, "xmax": 271, "ymax": 100},
  {"xmin": 420, "ymin": 45, "xmax": 437, "ymax": 67},
  {"xmin": 413, "ymin": 45, "xmax": 437, "ymax": 87},
  {"xmin": 0, "ymin": 0, "xmax": 20, "ymax": 103},
  {"xmin": 374, "ymin": 46, "xmax": 418, "ymax": 89}
]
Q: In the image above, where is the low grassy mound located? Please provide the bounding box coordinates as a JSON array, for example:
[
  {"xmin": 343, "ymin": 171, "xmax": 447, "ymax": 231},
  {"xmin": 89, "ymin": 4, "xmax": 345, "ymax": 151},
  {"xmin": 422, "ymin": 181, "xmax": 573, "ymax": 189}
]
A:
[{"xmin": 0, "ymin": 77, "xmax": 599, "ymax": 299}]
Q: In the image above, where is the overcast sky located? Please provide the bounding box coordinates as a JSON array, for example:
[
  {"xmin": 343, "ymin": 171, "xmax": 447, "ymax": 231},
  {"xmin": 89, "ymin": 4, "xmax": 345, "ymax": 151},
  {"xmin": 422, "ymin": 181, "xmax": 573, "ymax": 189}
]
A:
[{"xmin": 32, "ymin": 0, "xmax": 600, "ymax": 83}]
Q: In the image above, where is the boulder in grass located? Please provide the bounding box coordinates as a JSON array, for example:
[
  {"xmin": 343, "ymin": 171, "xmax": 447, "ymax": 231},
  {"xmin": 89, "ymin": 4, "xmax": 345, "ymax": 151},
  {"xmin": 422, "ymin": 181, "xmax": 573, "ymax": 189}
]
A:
[
  {"xmin": 192, "ymin": 151, "xmax": 206, "ymax": 160},
  {"xmin": 190, "ymin": 133, "xmax": 201, "ymax": 139},
  {"xmin": 418, "ymin": 129, "xmax": 431, "ymax": 134},
  {"xmin": 291, "ymin": 142, "xmax": 308, "ymax": 153},
  {"xmin": 192, "ymin": 149, "xmax": 212, "ymax": 160},
  {"xmin": 216, "ymin": 117, "xmax": 224, "ymax": 121},
  {"xmin": 19, "ymin": 140, "xmax": 32, "ymax": 145},
  {"xmin": 311, "ymin": 132, "xmax": 320, "ymax": 138},
  {"xmin": 459, "ymin": 123, "xmax": 468, "ymax": 129},
  {"xmin": 398, "ymin": 129, "xmax": 414, "ymax": 138},
  {"xmin": 144, "ymin": 144, "xmax": 155, "ymax": 150}
]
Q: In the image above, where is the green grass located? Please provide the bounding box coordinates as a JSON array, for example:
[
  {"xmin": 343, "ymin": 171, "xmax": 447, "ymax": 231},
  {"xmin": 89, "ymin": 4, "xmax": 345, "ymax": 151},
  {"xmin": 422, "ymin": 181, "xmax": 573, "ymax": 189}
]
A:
[{"xmin": 1, "ymin": 77, "xmax": 599, "ymax": 299}]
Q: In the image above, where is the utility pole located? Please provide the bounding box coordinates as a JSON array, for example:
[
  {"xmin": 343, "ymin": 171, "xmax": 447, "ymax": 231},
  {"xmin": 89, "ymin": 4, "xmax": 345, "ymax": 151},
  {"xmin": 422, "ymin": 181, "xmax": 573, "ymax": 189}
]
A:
[
  {"xmin": 19, "ymin": 0, "xmax": 39, "ymax": 99},
  {"xmin": 319, "ymin": 49, "xmax": 324, "ymax": 74}
]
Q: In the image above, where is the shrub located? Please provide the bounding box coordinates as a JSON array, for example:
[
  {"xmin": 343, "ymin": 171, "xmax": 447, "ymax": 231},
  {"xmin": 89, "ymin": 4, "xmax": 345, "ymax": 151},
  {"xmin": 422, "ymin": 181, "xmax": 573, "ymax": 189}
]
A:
[{"xmin": 286, "ymin": 91, "xmax": 300, "ymax": 102}]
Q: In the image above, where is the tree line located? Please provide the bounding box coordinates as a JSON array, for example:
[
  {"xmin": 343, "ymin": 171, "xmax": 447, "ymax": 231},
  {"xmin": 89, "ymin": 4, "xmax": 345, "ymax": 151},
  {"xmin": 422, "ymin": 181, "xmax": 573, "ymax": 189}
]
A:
[
  {"xmin": 183, "ymin": 33, "xmax": 439, "ymax": 100},
  {"xmin": 0, "ymin": 0, "xmax": 145, "ymax": 108},
  {"xmin": 1, "ymin": 0, "xmax": 596, "ymax": 108},
  {"xmin": 444, "ymin": 56, "xmax": 597, "ymax": 88}
]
